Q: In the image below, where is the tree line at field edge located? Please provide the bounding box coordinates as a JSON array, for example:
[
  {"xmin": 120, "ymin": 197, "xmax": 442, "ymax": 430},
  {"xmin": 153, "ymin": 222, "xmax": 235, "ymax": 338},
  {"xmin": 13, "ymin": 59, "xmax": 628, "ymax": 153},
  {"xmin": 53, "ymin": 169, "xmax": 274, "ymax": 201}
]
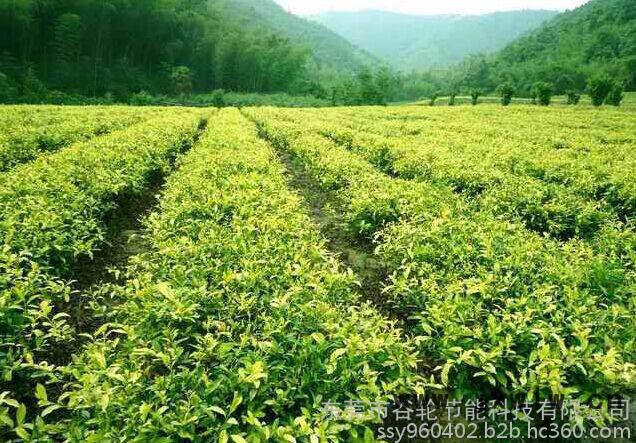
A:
[{"xmin": 0, "ymin": 0, "xmax": 633, "ymax": 107}]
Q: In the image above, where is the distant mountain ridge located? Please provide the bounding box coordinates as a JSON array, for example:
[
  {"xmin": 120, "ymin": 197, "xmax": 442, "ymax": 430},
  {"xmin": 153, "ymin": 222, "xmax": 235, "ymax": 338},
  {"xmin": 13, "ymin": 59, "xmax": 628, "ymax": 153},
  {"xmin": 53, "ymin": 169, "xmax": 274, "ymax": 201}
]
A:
[
  {"xmin": 223, "ymin": 0, "xmax": 378, "ymax": 72},
  {"xmin": 310, "ymin": 9, "xmax": 559, "ymax": 71}
]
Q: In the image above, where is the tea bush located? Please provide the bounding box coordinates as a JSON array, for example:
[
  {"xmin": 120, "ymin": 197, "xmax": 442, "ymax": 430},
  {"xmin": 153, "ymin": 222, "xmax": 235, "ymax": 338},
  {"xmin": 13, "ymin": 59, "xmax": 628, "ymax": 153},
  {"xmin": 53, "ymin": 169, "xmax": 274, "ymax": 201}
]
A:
[
  {"xmin": 0, "ymin": 106, "xmax": 163, "ymax": 171},
  {"xmin": 0, "ymin": 110, "xmax": 206, "ymax": 439},
  {"xmin": 0, "ymin": 104, "xmax": 633, "ymax": 439},
  {"xmin": 247, "ymin": 106, "xmax": 635, "ymax": 405},
  {"xmin": 60, "ymin": 109, "xmax": 418, "ymax": 441}
]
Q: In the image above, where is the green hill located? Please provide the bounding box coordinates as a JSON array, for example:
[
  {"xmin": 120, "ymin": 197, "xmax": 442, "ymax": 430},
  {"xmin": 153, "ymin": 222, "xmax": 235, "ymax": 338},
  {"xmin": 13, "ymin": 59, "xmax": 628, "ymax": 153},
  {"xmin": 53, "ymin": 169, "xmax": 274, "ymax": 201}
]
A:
[
  {"xmin": 223, "ymin": 0, "xmax": 377, "ymax": 72},
  {"xmin": 0, "ymin": 0, "xmax": 374, "ymax": 100},
  {"xmin": 310, "ymin": 9, "xmax": 558, "ymax": 71},
  {"xmin": 458, "ymin": 0, "xmax": 636, "ymax": 93}
]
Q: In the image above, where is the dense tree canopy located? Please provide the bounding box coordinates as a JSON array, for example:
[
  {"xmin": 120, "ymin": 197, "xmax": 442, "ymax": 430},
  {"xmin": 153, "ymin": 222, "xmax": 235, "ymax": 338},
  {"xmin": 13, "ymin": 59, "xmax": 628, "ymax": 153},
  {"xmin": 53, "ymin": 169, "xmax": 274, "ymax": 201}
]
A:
[
  {"xmin": 453, "ymin": 0, "xmax": 636, "ymax": 95},
  {"xmin": 0, "ymin": 0, "xmax": 313, "ymax": 98},
  {"xmin": 0, "ymin": 0, "xmax": 633, "ymax": 104}
]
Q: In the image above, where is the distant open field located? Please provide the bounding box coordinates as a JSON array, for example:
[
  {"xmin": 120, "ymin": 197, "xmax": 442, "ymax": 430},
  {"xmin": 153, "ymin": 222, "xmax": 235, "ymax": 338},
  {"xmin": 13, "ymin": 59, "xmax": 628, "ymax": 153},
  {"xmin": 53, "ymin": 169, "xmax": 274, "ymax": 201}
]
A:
[{"xmin": 1, "ymin": 104, "xmax": 634, "ymax": 440}]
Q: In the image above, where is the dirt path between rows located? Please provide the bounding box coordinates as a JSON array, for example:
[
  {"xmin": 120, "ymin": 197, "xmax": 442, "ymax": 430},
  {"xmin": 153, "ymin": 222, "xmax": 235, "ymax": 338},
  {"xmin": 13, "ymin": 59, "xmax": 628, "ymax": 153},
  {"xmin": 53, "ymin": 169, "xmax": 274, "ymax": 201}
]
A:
[{"xmin": 249, "ymin": 118, "xmax": 400, "ymax": 322}]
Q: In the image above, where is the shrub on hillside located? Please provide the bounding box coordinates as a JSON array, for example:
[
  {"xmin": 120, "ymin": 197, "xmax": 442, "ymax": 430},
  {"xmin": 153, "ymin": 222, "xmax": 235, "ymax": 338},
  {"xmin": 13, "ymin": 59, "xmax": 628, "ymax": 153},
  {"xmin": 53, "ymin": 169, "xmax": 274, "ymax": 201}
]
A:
[
  {"xmin": 212, "ymin": 88, "xmax": 225, "ymax": 107},
  {"xmin": 533, "ymin": 82, "xmax": 553, "ymax": 106},
  {"xmin": 497, "ymin": 82, "xmax": 515, "ymax": 106},
  {"xmin": 470, "ymin": 89, "xmax": 482, "ymax": 105},
  {"xmin": 606, "ymin": 82, "xmax": 625, "ymax": 106},
  {"xmin": 448, "ymin": 91, "xmax": 457, "ymax": 106},
  {"xmin": 129, "ymin": 90, "xmax": 156, "ymax": 106},
  {"xmin": 588, "ymin": 74, "xmax": 613, "ymax": 106},
  {"xmin": 566, "ymin": 90, "xmax": 581, "ymax": 105}
]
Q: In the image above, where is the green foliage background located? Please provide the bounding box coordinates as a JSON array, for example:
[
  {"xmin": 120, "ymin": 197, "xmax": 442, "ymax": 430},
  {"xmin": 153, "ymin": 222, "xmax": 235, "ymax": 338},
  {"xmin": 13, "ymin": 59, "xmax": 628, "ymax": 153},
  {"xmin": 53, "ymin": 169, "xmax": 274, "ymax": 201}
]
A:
[{"xmin": 0, "ymin": 0, "xmax": 634, "ymax": 103}]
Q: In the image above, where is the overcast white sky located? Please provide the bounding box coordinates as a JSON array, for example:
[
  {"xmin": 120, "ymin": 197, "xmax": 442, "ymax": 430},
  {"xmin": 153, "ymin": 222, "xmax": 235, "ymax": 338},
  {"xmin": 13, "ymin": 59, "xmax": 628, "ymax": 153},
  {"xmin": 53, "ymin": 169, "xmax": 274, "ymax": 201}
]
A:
[{"xmin": 273, "ymin": 0, "xmax": 590, "ymax": 16}]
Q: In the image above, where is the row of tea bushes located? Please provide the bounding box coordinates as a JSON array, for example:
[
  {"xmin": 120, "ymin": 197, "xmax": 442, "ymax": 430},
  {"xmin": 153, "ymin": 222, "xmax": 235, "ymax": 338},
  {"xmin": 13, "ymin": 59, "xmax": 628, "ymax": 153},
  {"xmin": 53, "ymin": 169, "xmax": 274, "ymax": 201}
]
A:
[
  {"xmin": 316, "ymin": 106, "xmax": 636, "ymax": 226},
  {"xmin": 0, "ymin": 110, "xmax": 207, "ymax": 439},
  {"xmin": 0, "ymin": 106, "xmax": 167, "ymax": 172},
  {"xmin": 58, "ymin": 109, "xmax": 418, "ymax": 441},
  {"xmin": 276, "ymin": 108, "xmax": 623, "ymax": 242},
  {"xmin": 247, "ymin": 108, "xmax": 634, "ymax": 411}
]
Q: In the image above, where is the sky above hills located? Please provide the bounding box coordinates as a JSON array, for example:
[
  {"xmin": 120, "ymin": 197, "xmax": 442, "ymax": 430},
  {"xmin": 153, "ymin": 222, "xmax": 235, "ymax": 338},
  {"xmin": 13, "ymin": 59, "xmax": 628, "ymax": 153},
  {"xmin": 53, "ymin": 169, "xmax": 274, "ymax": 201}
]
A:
[{"xmin": 273, "ymin": 0, "xmax": 590, "ymax": 16}]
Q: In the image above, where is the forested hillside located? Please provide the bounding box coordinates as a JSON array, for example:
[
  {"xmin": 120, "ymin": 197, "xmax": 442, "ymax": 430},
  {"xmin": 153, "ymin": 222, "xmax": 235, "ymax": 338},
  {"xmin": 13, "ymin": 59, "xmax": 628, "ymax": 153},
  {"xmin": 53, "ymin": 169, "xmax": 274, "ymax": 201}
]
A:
[
  {"xmin": 311, "ymin": 10, "xmax": 557, "ymax": 71},
  {"xmin": 0, "ymin": 0, "xmax": 633, "ymax": 103},
  {"xmin": 455, "ymin": 0, "xmax": 636, "ymax": 94},
  {"xmin": 0, "ymin": 0, "xmax": 371, "ymax": 101},
  {"xmin": 226, "ymin": 0, "xmax": 376, "ymax": 73}
]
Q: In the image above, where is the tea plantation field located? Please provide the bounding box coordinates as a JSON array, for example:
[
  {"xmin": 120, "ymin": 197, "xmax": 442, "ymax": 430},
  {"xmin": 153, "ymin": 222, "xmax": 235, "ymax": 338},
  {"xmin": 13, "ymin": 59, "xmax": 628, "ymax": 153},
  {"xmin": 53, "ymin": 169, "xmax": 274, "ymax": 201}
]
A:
[{"xmin": 0, "ymin": 104, "xmax": 634, "ymax": 441}]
